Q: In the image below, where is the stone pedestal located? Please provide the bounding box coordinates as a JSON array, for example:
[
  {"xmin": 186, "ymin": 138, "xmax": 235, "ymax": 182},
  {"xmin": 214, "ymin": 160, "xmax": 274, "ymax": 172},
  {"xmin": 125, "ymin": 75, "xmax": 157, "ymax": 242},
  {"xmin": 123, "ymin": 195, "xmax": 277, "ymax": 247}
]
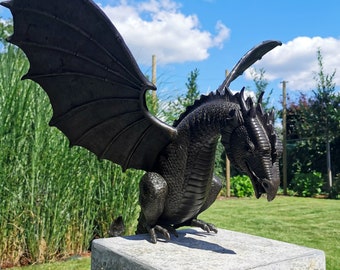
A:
[{"xmin": 91, "ymin": 228, "xmax": 325, "ymax": 270}]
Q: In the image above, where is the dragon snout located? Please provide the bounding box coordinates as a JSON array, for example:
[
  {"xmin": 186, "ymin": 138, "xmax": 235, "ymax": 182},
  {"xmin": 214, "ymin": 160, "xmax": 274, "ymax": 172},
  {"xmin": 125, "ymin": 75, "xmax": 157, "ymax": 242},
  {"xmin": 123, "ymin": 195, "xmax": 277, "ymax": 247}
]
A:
[
  {"xmin": 246, "ymin": 162, "xmax": 279, "ymax": 201},
  {"xmin": 261, "ymin": 179, "xmax": 278, "ymax": 202}
]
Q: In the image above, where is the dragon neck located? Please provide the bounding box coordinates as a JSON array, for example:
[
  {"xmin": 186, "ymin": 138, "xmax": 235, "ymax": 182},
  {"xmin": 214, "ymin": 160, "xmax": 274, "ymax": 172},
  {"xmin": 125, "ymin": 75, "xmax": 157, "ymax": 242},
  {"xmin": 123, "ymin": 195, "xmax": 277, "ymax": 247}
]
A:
[{"xmin": 176, "ymin": 96, "xmax": 242, "ymax": 142}]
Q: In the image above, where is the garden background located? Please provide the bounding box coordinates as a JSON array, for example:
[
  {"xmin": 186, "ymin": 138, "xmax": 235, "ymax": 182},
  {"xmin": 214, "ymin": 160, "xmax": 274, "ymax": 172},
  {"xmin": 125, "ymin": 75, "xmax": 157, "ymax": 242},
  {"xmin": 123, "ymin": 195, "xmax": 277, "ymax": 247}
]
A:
[{"xmin": 1, "ymin": 20, "xmax": 339, "ymax": 269}]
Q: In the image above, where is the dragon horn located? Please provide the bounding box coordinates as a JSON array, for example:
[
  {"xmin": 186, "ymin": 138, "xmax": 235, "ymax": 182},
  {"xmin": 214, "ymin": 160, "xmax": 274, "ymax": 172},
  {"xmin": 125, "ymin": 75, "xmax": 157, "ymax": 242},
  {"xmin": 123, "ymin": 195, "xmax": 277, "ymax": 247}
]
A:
[
  {"xmin": 217, "ymin": 40, "xmax": 282, "ymax": 94},
  {"xmin": 239, "ymin": 88, "xmax": 248, "ymax": 112},
  {"xmin": 256, "ymin": 91, "xmax": 265, "ymax": 115},
  {"xmin": 239, "ymin": 88, "xmax": 257, "ymax": 118},
  {"xmin": 258, "ymin": 91, "xmax": 265, "ymax": 104}
]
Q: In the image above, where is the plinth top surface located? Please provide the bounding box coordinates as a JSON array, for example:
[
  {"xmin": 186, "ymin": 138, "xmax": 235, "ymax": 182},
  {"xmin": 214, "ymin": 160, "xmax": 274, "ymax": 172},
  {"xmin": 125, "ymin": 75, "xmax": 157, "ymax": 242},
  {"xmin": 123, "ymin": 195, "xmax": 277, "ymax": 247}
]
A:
[{"xmin": 92, "ymin": 228, "xmax": 325, "ymax": 270}]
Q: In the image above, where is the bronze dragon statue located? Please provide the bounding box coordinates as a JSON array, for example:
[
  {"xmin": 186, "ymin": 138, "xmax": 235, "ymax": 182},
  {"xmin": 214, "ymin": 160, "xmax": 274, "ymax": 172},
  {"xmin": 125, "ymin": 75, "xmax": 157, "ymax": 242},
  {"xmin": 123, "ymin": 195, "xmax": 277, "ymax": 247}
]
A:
[{"xmin": 2, "ymin": 0, "xmax": 282, "ymax": 243}]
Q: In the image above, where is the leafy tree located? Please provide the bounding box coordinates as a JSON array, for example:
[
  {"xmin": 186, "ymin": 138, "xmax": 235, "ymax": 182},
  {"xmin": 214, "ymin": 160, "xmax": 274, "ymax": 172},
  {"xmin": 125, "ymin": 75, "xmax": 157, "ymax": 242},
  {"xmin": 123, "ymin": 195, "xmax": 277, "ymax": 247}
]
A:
[
  {"xmin": 0, "ymin": 19, "xmax": 12, "ymax": 45},
  {"xmin": 285, "ymin": 49, "xmax": 340, "ymax": 191},
  {"xmin": 309, "ymin": 49, "xmax": 338, "ymax": 143},
  {"xmin": 165, "ymin": 68, "xmax": 200, "ymax": 123},
  {"xmin": 182, "ymin": 67, "xmax": 200, "ymax": 107},
  {"xmin": 249, "ymin": 67, "xmax": 274, "ymax": 111}
]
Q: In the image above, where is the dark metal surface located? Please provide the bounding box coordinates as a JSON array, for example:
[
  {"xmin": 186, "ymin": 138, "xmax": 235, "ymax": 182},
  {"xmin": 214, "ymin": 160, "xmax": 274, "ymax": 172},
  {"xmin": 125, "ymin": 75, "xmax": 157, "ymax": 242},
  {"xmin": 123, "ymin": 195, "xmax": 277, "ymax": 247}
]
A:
[{"xmin": 2, "ymin": 0, "xmax": 282, "ymax": 244}]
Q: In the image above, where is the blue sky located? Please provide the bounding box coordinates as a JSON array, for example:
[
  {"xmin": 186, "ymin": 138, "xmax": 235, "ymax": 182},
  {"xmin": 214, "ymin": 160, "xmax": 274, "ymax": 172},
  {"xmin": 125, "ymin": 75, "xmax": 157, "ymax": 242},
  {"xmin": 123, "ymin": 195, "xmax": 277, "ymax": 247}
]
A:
[{"xmin": 1, "ymin": 0, "xmax": 340, "ymax": 109}]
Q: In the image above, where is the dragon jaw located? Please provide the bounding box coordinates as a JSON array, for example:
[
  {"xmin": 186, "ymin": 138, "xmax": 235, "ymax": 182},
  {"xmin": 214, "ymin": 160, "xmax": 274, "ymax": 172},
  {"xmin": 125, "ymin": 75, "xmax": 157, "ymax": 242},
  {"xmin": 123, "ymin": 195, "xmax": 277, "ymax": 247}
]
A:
[{"xmin": 246, "ymin": 161, "xmax": 279, "ymax": 201}]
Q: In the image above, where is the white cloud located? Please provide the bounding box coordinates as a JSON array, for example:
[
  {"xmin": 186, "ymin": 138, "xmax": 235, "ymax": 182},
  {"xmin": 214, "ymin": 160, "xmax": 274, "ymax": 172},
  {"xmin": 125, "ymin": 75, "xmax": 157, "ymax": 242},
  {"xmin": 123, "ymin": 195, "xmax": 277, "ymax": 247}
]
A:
[
  {"xmin": 98, "ymin": 0, "xmax": 230, "ymax": 65},
  {"xmin": 245, "ymin": 36, "xmax": 340, "ymax": 91},
  {"xmin": 0, "ymin": 17, "xmax": 9, "ymax": 25}
]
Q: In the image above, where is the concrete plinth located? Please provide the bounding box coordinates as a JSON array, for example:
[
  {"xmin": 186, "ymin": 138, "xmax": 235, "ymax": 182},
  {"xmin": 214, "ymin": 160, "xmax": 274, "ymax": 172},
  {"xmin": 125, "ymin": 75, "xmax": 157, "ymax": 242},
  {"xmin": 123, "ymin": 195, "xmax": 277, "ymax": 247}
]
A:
[{"xmin": 91, "ymin": 228, "xmax": 325, "ymax": 270}]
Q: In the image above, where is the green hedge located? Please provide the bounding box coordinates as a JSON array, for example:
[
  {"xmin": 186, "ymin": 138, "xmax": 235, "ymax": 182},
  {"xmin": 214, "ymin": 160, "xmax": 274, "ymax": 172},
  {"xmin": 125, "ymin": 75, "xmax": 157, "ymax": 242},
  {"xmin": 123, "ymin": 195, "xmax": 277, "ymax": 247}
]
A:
[
  {"xmin": 231, "ymin": 175, "xmax": 254, "ymax": 197},
  {"xmin": 290, "ymin": 171, "xmax": 323, "ymax": 197}
]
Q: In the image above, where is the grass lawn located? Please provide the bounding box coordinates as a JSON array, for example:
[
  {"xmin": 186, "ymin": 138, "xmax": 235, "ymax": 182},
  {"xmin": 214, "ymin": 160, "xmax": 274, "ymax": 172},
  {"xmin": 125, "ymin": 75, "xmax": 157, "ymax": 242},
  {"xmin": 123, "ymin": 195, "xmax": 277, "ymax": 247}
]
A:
[
  {"xmin": 10, "ymin": 196, "xmax": 340, "ymax": 270},
  {"xmin": 201, "ymin": 196, "xmax": 340, "ymax": 270},
  {"xmin": 10, "ymin": 257, "xmax": 91, "ymax": 270}
]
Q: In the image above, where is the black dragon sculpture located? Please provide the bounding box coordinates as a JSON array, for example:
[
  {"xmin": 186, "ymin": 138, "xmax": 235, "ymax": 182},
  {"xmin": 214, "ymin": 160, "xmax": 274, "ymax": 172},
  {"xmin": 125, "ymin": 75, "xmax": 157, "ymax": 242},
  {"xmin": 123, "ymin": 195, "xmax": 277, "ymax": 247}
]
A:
[{"xmin": 2, "ymin": 0, "xmax": 282, "ymax": 243}]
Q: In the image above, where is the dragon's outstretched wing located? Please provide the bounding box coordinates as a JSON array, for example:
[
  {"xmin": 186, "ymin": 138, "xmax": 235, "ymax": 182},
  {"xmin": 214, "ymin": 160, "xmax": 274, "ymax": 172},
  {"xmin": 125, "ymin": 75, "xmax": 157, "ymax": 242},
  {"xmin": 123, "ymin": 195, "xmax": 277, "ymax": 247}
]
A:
[
  {"xmin": 2, "ymin": 0, "xmax": 177, "ymax": 171},
  {"xmin": 218, "ymin": 40, "xmax": 282, "ymax": 93}
]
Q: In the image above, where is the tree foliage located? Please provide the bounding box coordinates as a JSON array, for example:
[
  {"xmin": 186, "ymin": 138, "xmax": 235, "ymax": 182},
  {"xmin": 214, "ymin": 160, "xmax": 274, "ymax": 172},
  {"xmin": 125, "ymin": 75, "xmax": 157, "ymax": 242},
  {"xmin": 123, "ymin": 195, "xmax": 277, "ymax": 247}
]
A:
[
  {"xmin": 0, "ymin": 19, "xmax": 12, "ymax": 45},
  {"xmin": 285, "ymin": 49, "xmax": 340, "ymax": 189},
  {"xmin": 249, "ymin": 67, "xmax": 274, "ymax": 111},
  {"xmin": 165, "ymin": 68, "xmax": 200, "ymax": 123}
]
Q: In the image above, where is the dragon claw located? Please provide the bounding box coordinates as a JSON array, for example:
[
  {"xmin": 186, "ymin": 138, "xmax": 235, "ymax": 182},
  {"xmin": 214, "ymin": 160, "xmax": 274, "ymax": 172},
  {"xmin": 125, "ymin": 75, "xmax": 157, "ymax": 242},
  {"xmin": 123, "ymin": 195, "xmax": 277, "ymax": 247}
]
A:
[
  {"xmin": 148, "ymin": 225, "xmax": 177, "ymax": 243},
  {"xmin": 191, "ymin": 219, "xmax": 218, "ymax": 234}
]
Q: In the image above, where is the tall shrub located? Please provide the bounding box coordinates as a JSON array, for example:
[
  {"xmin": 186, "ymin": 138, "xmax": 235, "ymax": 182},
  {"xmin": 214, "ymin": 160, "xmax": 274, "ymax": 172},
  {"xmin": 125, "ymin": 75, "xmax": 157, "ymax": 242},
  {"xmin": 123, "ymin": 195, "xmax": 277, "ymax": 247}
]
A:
[{"xmin": 290, "ymin": 171, "xmax": 323, "ymax": 197}]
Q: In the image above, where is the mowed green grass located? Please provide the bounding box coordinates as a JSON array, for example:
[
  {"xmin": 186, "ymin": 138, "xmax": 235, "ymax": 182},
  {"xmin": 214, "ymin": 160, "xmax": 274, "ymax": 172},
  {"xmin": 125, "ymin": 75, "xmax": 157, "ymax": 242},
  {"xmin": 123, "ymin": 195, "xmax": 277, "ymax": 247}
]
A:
[
  {"xmin": 10, "ymin": 257, "xmax": 91, "ymax": 270},
  {"xmin": 11, "ymin": 196, "xmax": 340, "ymax": 270},
  {"xmin": 201, "ymin": 196, "xmax": 340, "ymax": 270}
]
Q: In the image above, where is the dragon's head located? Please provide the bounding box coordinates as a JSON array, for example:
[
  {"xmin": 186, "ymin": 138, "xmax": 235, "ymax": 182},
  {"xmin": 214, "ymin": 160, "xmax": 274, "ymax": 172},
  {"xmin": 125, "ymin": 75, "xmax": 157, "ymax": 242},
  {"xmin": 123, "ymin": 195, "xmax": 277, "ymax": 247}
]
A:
[{"xmin": 222, "ymin": 89, "xmax": 282, "ymax": 201}]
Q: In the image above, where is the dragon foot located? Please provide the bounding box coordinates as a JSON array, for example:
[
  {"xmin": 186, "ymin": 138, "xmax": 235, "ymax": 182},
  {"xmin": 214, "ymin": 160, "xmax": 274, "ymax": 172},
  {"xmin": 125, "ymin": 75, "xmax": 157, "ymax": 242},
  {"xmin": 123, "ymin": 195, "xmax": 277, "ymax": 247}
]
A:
[
  {"xmin": 147, "ymin": 224, "xmax": 178, "ymax": 244},
  {"xmin": 191, "ymin": 219, "xmax": 218, "ymax": 234}
]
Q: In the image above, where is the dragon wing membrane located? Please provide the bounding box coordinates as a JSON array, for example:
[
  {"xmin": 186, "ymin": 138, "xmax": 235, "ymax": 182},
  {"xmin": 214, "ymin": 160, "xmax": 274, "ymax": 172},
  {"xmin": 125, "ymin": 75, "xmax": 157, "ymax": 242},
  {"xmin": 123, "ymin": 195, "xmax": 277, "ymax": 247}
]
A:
[{"xmin": 2, "ymin": 0, "xmax": 177, "ymax": 171}]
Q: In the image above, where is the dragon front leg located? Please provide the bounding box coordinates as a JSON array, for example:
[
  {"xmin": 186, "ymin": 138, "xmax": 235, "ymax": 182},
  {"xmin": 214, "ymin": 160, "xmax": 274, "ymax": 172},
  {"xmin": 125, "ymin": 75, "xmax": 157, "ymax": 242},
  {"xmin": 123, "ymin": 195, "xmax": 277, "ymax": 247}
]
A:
[
  {"xmin": 173, "ymin": 175, "xmax": 222, "ymax": 234},
  {"xmin": 136, "ymin": 172, "xmax": 173, "ymax": 243},
  {"xmin": 191, "ymin": 175, "xmax": 222, "ymax": 233}
]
